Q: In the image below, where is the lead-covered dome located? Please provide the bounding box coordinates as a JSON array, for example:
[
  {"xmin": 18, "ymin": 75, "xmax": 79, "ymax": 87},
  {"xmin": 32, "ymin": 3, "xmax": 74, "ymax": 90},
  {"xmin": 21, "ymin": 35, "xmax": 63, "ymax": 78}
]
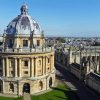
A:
[{"xmin": 6, "ymin": 4, "xmax": 41, "ymax": 35}]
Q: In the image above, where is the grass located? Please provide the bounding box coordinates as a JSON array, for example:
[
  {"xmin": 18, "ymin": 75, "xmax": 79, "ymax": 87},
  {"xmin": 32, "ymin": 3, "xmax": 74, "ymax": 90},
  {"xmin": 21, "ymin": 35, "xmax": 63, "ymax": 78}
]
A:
[
  {"xmin": 0, "ymin": 84, "xmax": 79, "ymax": 100},
  {"xmin": 31, "ymin": 84, "xmax": 79, "ymax": 100},
  {"xmin": 0, "ymin": 96, "xmax": 22, "ymax": 100},
  {"xmin": 96, "ymin": 71, "xmax": 100, "ymax": 75}
]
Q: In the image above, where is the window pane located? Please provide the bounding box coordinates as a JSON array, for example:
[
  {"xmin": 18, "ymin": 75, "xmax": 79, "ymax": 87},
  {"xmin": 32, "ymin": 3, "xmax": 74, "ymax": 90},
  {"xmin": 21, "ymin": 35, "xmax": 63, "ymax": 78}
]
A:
[
  {"xmin": 37, "ymin": 40, "xmax": 40, "ymax": 46},
  {"xmin": 24, "ymin": 71, "xmax": 28, "ymax": 74},
  {"xmin": 24, "ymin": 61, "xmax": 28, "ymax": 66},
  {"xmin": 23, "ymin": 40, "xmax": 28, "ymax": 47}
]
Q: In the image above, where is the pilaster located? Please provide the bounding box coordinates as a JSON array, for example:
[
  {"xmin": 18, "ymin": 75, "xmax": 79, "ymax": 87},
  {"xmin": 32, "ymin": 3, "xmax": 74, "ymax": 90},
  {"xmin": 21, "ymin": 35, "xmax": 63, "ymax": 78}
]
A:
[
  {"xmin": 6, "ymin": 57, "xmax": 9, "ymax": 77},
  {"xmin": 19, "ymin": 58, "xmax": 22, "ymax": 77},
  {"xmin": 15, "ymin": 58, "xmax": 17, "ymax": 77},
  {"xmin": 2, "ymin": 58, "xmax": 5, "ymax": 77}
]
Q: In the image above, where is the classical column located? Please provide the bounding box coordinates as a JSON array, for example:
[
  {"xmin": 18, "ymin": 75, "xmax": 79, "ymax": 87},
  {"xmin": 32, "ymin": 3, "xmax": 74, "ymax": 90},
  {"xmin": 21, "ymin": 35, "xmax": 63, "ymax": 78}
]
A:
[
  {"xmin": 30, "ymin": 58, "xmax": 32, "ymax": 77},
  {"xmin": 31, "ymin": 58, "xmax": 34, "ymax": 77},
  {"xmin": 34, "ymin": 57, "xmax": 37, "ymax": 77},
  {"xmin": 45, "ymin": 56, "xmax": 47, "ymax": 74},
  {"xmin": 15, "ymin": 58, "xmax": 17, "ymax": 77},
  {"xmin": 6, "ymin": 57, "xmax": 9, "ymax": 77},
  {"xmin": 2, "ymin": 58, "xmax": 5, "ymax": 77},
  {"xmin": 42, "ymin": 57, "xmax": 44, "ymax": 75},
  {"xmin": 50, "ymin": 56, "xmax": 52, "ymax": 71},
  {"xmin": 19, "ymin": 58, "xmax": 22, "ymax": 77},
  {"xmin": 52, "ymin": 55, "xmax": 54, "ymax": 70},
  {"xmin": 2, "ymin": 80, "xmax": 5, "ymax": 93}
]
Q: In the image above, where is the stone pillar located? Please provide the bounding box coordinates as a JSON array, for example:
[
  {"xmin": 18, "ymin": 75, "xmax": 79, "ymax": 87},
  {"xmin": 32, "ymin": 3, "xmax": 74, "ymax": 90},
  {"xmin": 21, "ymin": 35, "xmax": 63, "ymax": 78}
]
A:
[
  {"xmin": 42, "ymin": 57, "xmax": 44, "ymax": 75},
  {"xmin": 31, "ymin": 58, "xmax": 34, "ymax": 77},
  {"xmin": 50, "ymin": 55, "xmax": 52, "ymax": 71},
  {"xmin": 6, "ymin": 57, "xmax": 9, "ymax": 77},
  {"xmin": 52, "ymin": 55, "xmax": 54, "ymax": 69},
  {"xmin": 34, "ymin": 57, "xmax": 37, "ymax": 77},
  {"xmin": 43, "ymin": 56, "xmax": 46, "ymax": 75},
  {"xmin": 45, "ymin": 56, "xmax": 47, "ymax": 74},
  {"xmin": 15, "ymin": 58, "xmax": 17, "ymax": 77},
  {"xmin": 99, "ymin": 53, "xmax": 100, "ymax": 72},
  {"xmin": 30, "ymin": 58, "xmax": 32, "ymax": 77},
  {"xmin": 2, "ymin": 80, "xmax": 5, "ymax": 93},
  {"xmin": 19, "ymin": 58, "xmax": 22, "ymax": 77},
  {"xmin": 2, "ymin": 58, "xmax": 5, "ymax": 77}
]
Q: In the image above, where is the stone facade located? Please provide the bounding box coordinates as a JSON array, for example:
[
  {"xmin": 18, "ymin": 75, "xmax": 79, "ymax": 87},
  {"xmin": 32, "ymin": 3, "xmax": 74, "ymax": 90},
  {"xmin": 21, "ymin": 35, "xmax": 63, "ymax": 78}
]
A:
[
  {"xmin": 55, "ymin": 46, "xmax": 100, "ymax": 79},
  {"xmin": 55, "ymin": 45, "xmax": 100, "ymax": 94},
  {"xmin": 0, "ymin": 4, "xmax": 55, "ymax": 96},
  {"xmin": 85, "ymin": 72, "xmax": 100, "ymax": 94}
]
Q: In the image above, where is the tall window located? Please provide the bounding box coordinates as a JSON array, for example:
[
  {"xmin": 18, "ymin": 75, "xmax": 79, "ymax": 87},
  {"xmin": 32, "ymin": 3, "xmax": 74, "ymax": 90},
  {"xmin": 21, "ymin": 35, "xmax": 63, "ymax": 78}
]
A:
[
  {"xmin": 9, "ymin": 39, "xmax": 13, "ymax": 48},
  {"xmin": 23, "ymin": 40, "xmax": 28, "ymax": 47},
  {"xmin": 48, "ymin": 58, "xmax": 50, "ymax": 63},
  {"xmin": 0, "ymin": 70, "xmax": 2, "ymax": 76},
  {"xmin": 37, "ymin": 40, "xmax": 40, "ymax": 46},
  {"xmin": 24, "ymin": 61, "xmax": 28, "ymax": 67},
  {"xmin": 0, "ymin": 59, "xmax": 1, "ymax": 65},
  {"xmin": 39, "ymin": 81, "xmax": 43, "ymax": 90},
  {"xmin": 9, "ymin": 83, "xmax": 14, "ymax": 92}
]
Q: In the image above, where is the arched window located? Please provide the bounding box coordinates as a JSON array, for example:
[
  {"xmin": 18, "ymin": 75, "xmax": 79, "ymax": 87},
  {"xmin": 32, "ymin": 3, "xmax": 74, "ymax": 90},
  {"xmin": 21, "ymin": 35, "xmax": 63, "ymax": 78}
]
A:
[
  {"xmin": 49, "ymin": 77, "xmax": 52, "ymax": 87},
  {"xmin": 23, "ymin": 83, "xmax": 30, "ymax": 93},
  {"xmin": 9, "ymin": 83, "xmax": 14, "ymax": 92},
  {"xmin": 39, "ymin": 81, "xmax": 43, "ymax": 90}
]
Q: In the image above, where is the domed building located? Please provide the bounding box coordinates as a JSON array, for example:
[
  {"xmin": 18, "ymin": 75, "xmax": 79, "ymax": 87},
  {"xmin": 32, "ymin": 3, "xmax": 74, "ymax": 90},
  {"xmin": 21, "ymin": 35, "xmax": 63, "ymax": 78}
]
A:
[{"xmin": 0, "ymin": 4, "xmax": 55, "ymax": 95}]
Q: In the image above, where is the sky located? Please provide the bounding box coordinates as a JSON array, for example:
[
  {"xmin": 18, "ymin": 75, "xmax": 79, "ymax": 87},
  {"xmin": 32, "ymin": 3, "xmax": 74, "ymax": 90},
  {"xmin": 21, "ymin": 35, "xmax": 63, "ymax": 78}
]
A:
[{"xmin": 0, "ymin": 0, "xmax": 100, "ymax": 37}]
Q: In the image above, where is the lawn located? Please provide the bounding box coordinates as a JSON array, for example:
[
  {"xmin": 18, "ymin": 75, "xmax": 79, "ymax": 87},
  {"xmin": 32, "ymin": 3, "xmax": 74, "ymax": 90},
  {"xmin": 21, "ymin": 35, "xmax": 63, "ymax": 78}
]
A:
[
  {"xmin": 0, "ymin": 96, "xmax": 22, "ymax": 100},
  {"xmin": 96, "ymin": 71, "xmax": 100, "ymax": 75},
  {"xmin": 31, "ymin": 84, "xmax": 79, "ymax": 100},
  {"xmin": 0, "ymin": 84, "xmax": 79, "ymax": 100}
]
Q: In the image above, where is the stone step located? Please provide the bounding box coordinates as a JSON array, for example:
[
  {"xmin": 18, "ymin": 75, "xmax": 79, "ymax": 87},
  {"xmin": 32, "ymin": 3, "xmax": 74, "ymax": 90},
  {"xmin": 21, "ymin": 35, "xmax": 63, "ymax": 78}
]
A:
[{"xmin": 23, "ymin": 93, "xmax": 31, "ymax": 100}]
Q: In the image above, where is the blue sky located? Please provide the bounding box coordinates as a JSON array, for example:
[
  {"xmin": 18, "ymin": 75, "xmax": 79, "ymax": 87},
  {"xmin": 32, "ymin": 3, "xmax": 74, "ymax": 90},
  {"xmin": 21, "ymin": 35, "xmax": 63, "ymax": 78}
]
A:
[{"xmin": 0, "ymin": 0, "xmax": 100, "ymax": 37}]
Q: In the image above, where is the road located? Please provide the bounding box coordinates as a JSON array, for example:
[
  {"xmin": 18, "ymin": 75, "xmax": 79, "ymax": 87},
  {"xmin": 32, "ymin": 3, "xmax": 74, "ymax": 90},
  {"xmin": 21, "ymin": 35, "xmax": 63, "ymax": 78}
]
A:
[{"xmin": 55, "ymin": 63, "xmax": 100, "ymax": 100}]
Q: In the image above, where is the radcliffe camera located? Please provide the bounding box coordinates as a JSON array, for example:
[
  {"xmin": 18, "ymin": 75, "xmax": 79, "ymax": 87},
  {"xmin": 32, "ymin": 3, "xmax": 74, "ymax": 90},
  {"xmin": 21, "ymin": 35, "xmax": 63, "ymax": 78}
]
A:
[{"xmin": 0, "ymin": 0, "xmax": 100, "ymax": 100}]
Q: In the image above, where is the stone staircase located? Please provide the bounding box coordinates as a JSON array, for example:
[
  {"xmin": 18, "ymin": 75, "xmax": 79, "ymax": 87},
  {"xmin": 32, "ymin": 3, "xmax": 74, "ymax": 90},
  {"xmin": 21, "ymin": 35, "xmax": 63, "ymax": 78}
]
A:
[{"xmin": 23, "ymin": 93, "xmax": 31, "ymax": 100}]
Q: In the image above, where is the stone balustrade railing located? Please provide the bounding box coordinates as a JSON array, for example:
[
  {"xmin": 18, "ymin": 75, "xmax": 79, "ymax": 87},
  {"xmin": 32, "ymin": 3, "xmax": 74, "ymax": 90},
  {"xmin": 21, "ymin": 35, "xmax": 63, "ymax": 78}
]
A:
[{"xmin": 0, "ymin": 46, "xmax": 54, "ymax": 53}]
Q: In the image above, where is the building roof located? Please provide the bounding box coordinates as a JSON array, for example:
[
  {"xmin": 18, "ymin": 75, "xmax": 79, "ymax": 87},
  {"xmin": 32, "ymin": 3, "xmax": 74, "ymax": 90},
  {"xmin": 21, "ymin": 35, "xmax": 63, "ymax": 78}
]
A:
[
  {"xmin": 6, "ymin": 4, "xmax": 41, "ymax": 35},
  {"xmin": 89, "ymin": 72, "xmax": 100, "ymax": 82}
]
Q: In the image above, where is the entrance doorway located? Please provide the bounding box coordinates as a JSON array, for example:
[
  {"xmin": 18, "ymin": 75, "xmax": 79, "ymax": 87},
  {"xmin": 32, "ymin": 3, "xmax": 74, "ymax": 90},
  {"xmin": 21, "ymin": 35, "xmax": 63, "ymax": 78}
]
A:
[{"xmin": 23, "ymin": 83, "xmax": 30, "ymax": 93}]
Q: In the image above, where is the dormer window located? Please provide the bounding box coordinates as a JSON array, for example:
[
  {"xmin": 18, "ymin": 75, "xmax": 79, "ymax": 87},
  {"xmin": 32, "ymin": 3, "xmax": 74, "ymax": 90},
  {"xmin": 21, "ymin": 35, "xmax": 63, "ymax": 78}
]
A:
[{"xmin": 23, "ymin": 40, "xmax": 28, "ymax": 47}]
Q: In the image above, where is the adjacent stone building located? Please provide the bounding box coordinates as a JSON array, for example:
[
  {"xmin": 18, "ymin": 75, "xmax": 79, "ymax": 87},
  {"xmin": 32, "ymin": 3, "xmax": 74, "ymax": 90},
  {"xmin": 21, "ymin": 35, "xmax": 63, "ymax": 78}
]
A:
[
  {"xmin": 0, "ymin": 4, "xmax": 55, "ymax": 95},
  {"xmin": 55, "ymin": 46, "xmax": 100, "ymax": 79}
]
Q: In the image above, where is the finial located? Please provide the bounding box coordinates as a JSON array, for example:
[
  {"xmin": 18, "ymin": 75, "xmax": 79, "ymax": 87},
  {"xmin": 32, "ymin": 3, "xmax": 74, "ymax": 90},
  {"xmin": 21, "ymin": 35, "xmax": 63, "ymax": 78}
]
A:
[{"xmin": 20, "ymin": 3, "xmax": 28, "ymax": 15}]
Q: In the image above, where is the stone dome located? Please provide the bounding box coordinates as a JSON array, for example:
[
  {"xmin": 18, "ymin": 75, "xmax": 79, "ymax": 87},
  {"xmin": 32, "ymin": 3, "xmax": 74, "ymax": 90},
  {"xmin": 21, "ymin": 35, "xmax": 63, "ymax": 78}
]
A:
[{"xmin": 6, "ymin": 4, "xmax": 41, "ymax": 35}]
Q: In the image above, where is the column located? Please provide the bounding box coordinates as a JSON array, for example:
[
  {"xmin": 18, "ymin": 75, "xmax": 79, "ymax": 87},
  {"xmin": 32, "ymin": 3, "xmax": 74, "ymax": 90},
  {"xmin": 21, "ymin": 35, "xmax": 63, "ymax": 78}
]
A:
[
  {"xmin": 52, "ymin": 55, "xmax": 54, "ymax": 70},
  {"xmin": 6, "ymin": 57, "xmax": 9, "ymax": 77},
  {"xmin": 2, "ymin": 58, "xmax": 5, "ymax": 77},
  {"xmin": 15, "ymin": 58, "xmax": 17, "ymax": 77},
  {"xmin": 42, "ymin": 57, "xmax": 45, "ymax": 75},
  {"xmin": 34, "ymin": 57, "xmax": 37, "ymax": 77},
  {"xmin": 50, "ymin": 56, "xmax": 52, "ymax": 71},
  {"xmin": 2, "ymin": 80, "xmax": 5, "ymax": 93},
  {"xmin": 31, "ymin": 58, "xmax": 34, "ymax": 77},
  {"xmin": 19, "ymin": 58, "xmax": 22, "ymax": 77},
  {"xmin": 45, "ymin": 56, "xmax": 47, "ymax": 74}
]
